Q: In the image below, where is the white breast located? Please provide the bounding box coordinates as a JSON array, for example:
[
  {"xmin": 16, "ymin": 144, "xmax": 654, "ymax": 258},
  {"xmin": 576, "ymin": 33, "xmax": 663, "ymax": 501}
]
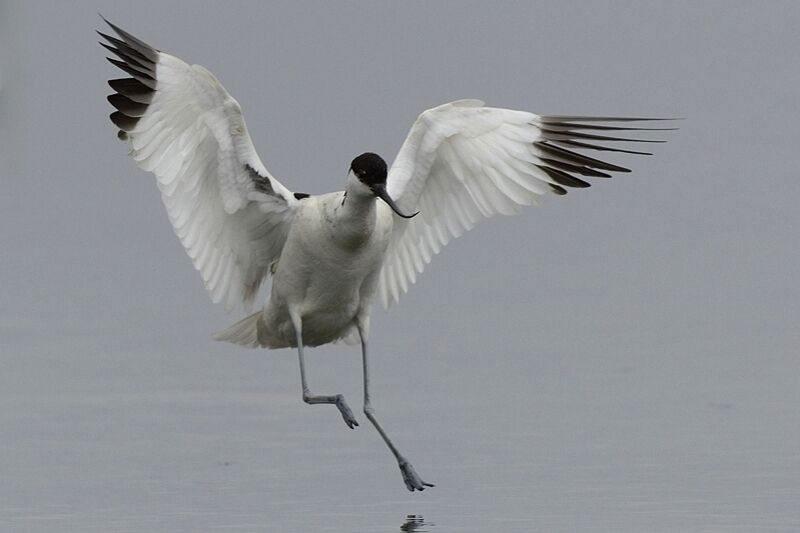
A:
[{"xmin": 260, "ymin": 194, "xmax": 393, "ymax": 347}]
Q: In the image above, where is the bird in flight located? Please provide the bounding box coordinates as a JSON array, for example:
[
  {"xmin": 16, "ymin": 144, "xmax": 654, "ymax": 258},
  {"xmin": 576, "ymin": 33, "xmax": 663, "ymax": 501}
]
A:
[{"xmin": 99, "ymin": 17, "xmax": 673, "ymax": 491}]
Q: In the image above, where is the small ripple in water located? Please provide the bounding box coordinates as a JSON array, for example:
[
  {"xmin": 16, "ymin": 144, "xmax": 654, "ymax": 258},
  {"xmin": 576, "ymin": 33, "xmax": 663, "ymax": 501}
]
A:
[{"xmin": 400, "ymin": 514, "xmax": 433, "ymax": 532}]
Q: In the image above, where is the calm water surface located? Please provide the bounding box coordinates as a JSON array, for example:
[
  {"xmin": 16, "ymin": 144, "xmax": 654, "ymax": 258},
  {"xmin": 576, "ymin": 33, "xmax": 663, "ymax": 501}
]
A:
[{"xmin": 1, "ymin": 327, "xmax": 798, "ymax": 533}]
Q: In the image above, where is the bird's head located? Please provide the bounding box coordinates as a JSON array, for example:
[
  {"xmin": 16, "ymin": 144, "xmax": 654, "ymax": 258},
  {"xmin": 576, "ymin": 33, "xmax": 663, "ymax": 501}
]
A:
[{"xmin": 350, "ymin": 152, "xmax": 418, "ymax": 219}]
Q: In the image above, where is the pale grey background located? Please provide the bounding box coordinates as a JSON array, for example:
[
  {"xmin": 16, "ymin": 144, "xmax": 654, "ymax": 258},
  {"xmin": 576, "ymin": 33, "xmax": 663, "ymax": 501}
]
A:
[{"xmin": 1, "ymin": 1, "xmax": 798, "ymax": 532}]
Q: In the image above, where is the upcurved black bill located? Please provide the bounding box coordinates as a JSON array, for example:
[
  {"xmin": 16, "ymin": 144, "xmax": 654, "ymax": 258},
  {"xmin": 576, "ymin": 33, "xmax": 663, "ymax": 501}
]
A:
[{"xmin": 373, "ymin": 184, "xmax": 419, "ymax": 219}]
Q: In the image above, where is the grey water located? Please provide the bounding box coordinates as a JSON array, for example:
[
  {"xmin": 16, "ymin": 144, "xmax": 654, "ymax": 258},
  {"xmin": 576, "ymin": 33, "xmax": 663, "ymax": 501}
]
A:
[{"xmin": 1, "ymin": 318, "xmax": 798, "ymax": 532}]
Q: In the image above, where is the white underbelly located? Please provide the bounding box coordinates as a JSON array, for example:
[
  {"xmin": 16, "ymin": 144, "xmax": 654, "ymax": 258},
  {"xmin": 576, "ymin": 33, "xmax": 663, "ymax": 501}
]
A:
[
  {"xmin": 257, "ymin": 194, "xmax": 392, "ymax": 348},
  {"xmin": 262, "ymin": 262, "xmax": 375, "ymax": 347}
]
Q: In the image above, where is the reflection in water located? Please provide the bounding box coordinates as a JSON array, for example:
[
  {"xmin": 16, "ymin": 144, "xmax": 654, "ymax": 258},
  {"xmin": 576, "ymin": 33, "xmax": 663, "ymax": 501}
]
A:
[{"xmin": 400, "ymin": 514, "xmax": 433, "ymax": 532}]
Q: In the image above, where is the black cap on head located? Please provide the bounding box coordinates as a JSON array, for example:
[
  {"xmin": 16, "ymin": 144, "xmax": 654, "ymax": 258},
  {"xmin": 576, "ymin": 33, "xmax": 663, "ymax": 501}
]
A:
[
  {"xmin": 350, "ymin": 152, "xmax": 418, "ymax": 219},
  {"xmin": 350, "ymin": 152, "xmax": 387, "ymax": 187}
]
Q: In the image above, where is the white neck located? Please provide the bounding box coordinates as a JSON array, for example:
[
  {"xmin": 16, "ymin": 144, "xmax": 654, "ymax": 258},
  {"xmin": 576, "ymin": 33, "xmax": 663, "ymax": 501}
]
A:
[{"xmin": 329, "ymin": 173, "xmax": 378, "ymax": 248}]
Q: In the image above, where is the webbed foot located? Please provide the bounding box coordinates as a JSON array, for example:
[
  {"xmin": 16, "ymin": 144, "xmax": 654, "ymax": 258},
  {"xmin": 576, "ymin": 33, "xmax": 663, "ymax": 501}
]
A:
[
  {"xmin": 398, "ymin": 460, "xmax": 434, "ymax": 491},
  {"xmin": 335, "ymin": 394, "xmax": 358, "ymax": 429}
]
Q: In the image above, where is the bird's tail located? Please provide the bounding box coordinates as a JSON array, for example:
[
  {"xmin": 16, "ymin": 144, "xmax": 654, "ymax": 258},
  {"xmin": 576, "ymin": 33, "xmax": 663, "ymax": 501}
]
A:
[{"xmin": 212, "ymin": 310, "xmax": 267, "ymax": 348}]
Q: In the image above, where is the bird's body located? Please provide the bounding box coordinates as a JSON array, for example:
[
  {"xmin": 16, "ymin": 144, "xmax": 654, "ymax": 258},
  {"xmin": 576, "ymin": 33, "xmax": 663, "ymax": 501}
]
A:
[
  {"xmin": 98, "ymin": 17, "xmax": 674, "ymax": 491},
  {"xmin": 221, "ymin": 182, "xmax": 394, "ymax": 349}
]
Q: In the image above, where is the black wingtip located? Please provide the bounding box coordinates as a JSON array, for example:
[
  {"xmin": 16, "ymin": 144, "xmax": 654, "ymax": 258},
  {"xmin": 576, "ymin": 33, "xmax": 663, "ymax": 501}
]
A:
[
  {"xmin": 98, "ymin": 15, "xmax": 159, "ymax": 61},
  {"xmin": 542, "ymin": 115, "xmax": 684, "ymax": 123},
  {"xmin": 107, "ymin": 93, "xmax": 148, "ymax": 116},
  {"xmin": 541, "ymin": 128, "xmax": 668, "ymax": 144},
  {"xmin": 529, "ymin": 115, "xmax": 677, "ymax": 194},
  {"xmin": 543, "ymin": 122, "xmax": 680, "ymax": 132},
  {"xmin": 97, "ymin": 13, "xmax": 119, "ymax": 36},
  {"xmin": 535, "ymin": 141, "xmax": 635, "ymax": 172},
  {"xmin": 536, "ymin": 165, "xmax": 592, "ymax": 189},
  {"xmin": 553, "ymin": 139, "xmax": 655, "ymax": 156},
  {"xmin": 100, "ymin": 14, "xmax": 123, "ymax": 35},
  {"xmin": 107, "ymin": 78, "xmax": 154, "ymax": 102},
  {"xmin": 109, "ymin": 111, "xmax": 139, "ymax": 131},
  {"xmin": 105, "ymin": 57, "xmax": 156, "ymax": 87}
]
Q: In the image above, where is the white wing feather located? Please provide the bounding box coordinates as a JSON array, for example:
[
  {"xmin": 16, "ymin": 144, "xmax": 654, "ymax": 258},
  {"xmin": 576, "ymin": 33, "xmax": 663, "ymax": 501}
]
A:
[
  {"xmin": 381, "ymin": 99, "xmax": 669, "ymax": 307},
  {"xmin": 101, "ymin": 21, "xmax": 297, "ymax": 310}
]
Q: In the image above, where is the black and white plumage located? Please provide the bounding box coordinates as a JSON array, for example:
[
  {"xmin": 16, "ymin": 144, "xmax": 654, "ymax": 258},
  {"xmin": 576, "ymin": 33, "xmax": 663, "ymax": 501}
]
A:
[
  {"xmin": 99, "ymin": 18, "xmax": 673, "ymax": 491},
  {"xmin": 101, "ymin": 19, "xmax": 296, "ymax": 310}
]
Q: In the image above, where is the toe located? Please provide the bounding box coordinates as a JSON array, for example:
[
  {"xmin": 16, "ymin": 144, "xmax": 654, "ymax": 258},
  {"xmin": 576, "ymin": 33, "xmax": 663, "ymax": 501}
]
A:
[{"xmin": 399, "ymin": 462, "xmax": 433, "ymax": 492}]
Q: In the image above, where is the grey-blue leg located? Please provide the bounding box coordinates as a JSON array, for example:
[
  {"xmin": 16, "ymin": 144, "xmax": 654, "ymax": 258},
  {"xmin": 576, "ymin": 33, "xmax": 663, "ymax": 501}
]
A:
[
  {"xmin": 358, "ymin": 324, "xmax": 433, "ymax": 491},
  {"xmin": 291, "ymin": 311, "xmax": 358, "ymax": 429}
]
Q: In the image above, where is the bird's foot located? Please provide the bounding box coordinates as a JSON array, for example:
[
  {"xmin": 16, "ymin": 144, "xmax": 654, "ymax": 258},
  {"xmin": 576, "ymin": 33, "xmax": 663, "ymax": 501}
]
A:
[
  {"xmin": 398, "ymin": 459, "xmax": 434, "ymax": 492},
  {"xmin": 335, "ymin": 394, "xmax": 359, "ymax": 429}
]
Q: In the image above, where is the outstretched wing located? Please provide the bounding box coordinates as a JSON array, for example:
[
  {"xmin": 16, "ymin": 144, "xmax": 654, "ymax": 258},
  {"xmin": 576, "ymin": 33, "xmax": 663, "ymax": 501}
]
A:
[
  {"xmin": 380, "ymin": 99, "xmax": 673, "ymax": 307},
  {"xmin": 99, "ymin": 19, "xmax": 299, "ymax": 310}
]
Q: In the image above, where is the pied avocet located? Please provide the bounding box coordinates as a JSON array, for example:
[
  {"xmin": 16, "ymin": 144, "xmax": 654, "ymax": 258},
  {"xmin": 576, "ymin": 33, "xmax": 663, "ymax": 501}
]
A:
[{"xmin": 99, "ymin": 18, "xmax": 673, "ymax": 491}]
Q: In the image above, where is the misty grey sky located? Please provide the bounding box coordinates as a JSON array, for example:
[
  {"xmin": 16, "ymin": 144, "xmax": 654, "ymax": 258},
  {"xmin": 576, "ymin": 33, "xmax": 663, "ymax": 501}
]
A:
[
  {"xmin": 1, "ymin": 1, "xmax": 799, "ymax": 531},
  {"xmin": 2, "ymin": 0, "xmax": 796, "ymax": 354}
]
